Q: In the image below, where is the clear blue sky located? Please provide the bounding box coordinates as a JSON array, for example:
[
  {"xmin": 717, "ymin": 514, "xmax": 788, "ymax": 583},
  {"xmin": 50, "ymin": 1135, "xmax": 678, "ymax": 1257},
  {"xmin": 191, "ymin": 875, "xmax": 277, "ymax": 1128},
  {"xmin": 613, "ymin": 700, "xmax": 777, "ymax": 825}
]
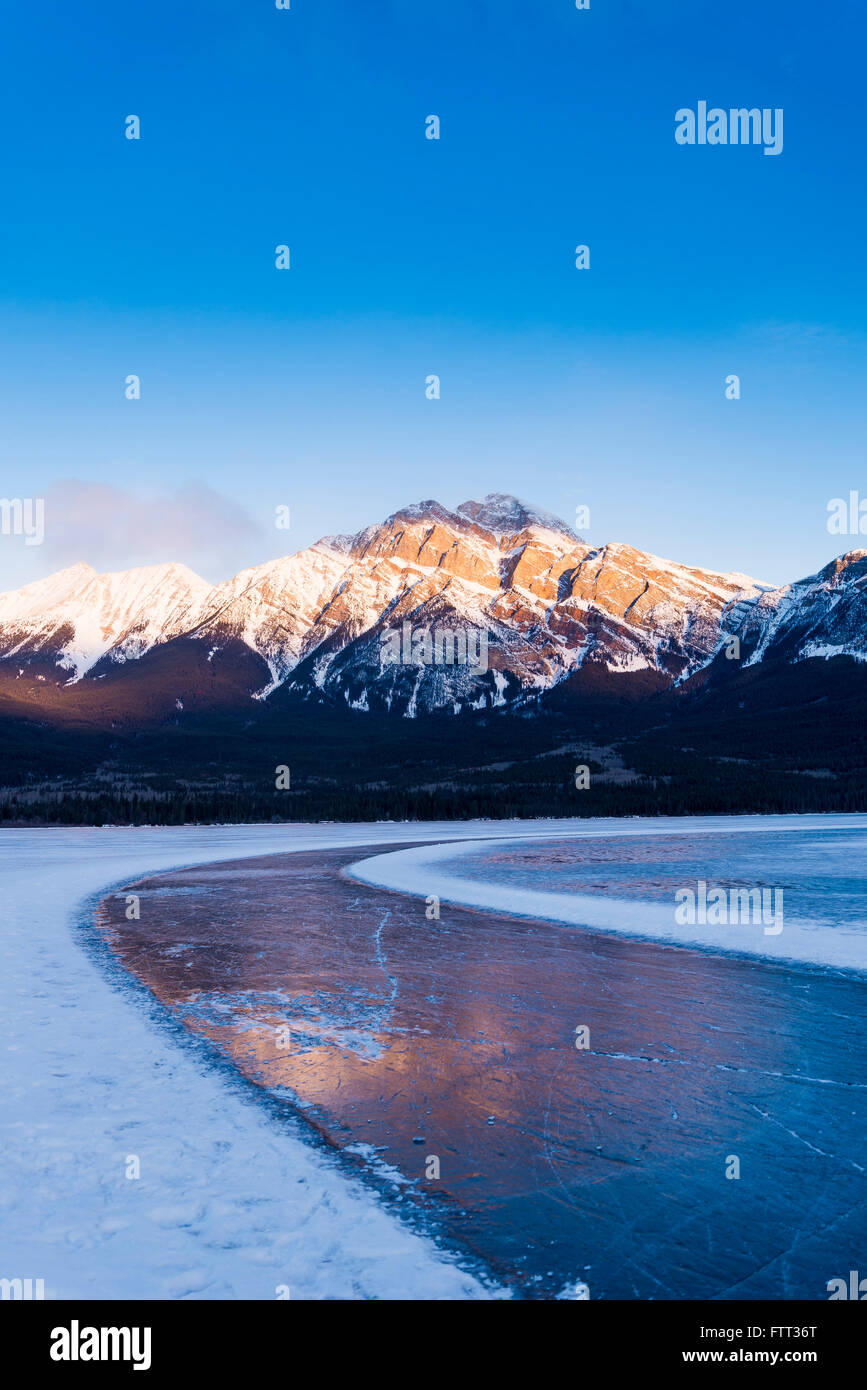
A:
[{"xmin": 0, "ymin": 0, "xmax": 864, "ymax": 588}]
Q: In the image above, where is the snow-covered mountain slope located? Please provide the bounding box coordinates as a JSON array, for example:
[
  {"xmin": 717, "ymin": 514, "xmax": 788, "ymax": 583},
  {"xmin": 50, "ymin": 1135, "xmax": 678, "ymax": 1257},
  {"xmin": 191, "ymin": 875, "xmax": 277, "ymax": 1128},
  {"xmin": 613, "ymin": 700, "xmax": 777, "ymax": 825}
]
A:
[
  {"xmin": 0, "ymin": 494, "xmax": 861, "ymax": 717},
  {"xmin": 279, "ymin": 504, "xmax": 766, "ymax": 714},
  {"xmin": 180, "ymin": 542, "xmax": 352, "ymax": 698},
  {"xmin": 0, "ymin": 561, "xmax": 211, "ymax": 680},
  {"xmin": 736, "ymin": 551, "xmax": 867, "ymax": 667},
  {"xmin": 679, "ymin": 549, "xmax": 867, "ymax": 689}
]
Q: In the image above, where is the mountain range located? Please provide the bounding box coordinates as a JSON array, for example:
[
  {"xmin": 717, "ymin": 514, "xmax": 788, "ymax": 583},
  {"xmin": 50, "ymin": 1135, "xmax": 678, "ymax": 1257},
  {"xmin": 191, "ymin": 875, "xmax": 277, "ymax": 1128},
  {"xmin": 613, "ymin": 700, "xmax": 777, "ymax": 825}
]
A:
[
  {"xmin": 1, "ymin": 492, "xmax": 864, "ymax": 725},
  {"xmin": 1, "ymin": 492, "xmax": 866, "ymax": 825}
]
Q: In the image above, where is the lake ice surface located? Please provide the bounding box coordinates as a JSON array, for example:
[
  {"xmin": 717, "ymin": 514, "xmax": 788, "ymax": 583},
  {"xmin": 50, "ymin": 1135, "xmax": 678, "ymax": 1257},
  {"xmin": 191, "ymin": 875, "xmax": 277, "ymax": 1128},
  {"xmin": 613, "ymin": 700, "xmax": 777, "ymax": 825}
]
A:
[
  {"xmin": 4, "ymin": 814, "xmax": 865, "ymax": 1299},
  {"xmin": 348, "ymin": 815, "xmax": 867, "ymax": 972}
]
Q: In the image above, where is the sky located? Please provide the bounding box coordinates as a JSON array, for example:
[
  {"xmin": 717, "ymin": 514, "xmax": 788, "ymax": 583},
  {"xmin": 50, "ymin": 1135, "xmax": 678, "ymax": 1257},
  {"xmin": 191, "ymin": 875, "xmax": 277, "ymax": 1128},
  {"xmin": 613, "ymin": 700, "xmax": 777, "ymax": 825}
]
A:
[{"xmin": 0, "ymin": 0, "xmax": 864, "ymax": 590}]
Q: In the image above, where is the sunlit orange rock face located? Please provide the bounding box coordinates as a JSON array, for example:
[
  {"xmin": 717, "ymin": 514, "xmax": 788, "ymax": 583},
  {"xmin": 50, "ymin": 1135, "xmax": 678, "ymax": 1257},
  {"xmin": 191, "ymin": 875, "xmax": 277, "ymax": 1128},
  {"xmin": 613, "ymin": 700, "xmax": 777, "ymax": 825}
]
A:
[
  {"xmin": 0, "ymin": 493, "xmax": 765, "ymax": 716},
  {"xmin": 268, "ymin": 499, "xmax": 762, "ymax": 712}
]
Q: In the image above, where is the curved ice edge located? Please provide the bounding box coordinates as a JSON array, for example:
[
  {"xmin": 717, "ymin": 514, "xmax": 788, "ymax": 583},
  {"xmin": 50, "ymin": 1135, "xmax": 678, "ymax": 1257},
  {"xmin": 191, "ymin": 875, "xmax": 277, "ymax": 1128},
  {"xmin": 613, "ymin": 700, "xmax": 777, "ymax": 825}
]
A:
[
  {"xmin": 346, "ymin": 819, "xmax": 867, "ymax": 975},
  {"xmin": 12, "ymin": 820, "xmax": 517, "ymax": 1300}
]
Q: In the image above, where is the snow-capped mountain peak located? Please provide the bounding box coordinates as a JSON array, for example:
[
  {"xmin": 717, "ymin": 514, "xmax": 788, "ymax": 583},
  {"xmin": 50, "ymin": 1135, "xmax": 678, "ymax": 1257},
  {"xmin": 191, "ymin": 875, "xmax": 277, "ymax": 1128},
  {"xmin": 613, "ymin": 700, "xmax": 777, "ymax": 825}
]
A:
[
  {"xmin": 456, "ymin": 492, "xmax": 582, "ymax": 543},
  {"xmin": 0, "ymin": 560, "xmax": 211, "ymax": 680},
  {"xmin": 0, "ymin": 495, "xmax": 862, "ymax": 716}
]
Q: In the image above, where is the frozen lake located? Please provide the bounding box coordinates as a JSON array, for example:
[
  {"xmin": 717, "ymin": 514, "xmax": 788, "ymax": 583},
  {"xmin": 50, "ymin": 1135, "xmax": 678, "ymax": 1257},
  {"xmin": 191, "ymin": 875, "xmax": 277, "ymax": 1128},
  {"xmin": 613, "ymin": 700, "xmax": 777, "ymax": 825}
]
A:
[
  {"xmin": 350, "ymin": 816, "xmax": 867, "ymax": 971},
  {"xmin": 2, "ymin": 814, "xmax": 866, "ymax": 1299}
]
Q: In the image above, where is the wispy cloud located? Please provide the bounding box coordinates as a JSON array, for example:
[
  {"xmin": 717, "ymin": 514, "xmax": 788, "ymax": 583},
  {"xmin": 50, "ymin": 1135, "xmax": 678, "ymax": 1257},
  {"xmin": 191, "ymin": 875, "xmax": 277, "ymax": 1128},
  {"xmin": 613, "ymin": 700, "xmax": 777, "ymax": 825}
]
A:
[
  {"xmin": 33, "ymin": 479, "xmax": 268, "ymax": 582},
  {"xmin": 745, "ymin": 320, "xmax": 857, "ymax": 350}
]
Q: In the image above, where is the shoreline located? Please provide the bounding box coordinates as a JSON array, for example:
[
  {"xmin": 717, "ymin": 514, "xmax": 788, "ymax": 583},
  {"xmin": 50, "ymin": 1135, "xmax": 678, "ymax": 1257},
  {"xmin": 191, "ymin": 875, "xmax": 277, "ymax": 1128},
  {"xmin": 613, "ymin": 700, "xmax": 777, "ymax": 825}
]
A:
[
  {"xmin": 345, "ymin": 821, "xmax": 867, "ymax": 975},
  {"xmin": 1, "ymin": 823, "xmax": 523, "ymax": 1300},
  {"xmin": 3, "ymin": 807, "xmax": 867, "ymax": 833},
  {"xmin": 341, "ymin": 860, "xmax": 867, "ymax": 985}
]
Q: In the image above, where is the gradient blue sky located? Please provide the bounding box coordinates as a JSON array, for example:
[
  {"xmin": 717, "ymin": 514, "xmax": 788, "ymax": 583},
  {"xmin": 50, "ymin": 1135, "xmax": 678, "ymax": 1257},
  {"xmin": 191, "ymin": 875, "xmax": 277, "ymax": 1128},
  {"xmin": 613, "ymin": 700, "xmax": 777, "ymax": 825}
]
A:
[{"xmin": 0, "ymin": 0, "xmax": 864, "ymax": 589}]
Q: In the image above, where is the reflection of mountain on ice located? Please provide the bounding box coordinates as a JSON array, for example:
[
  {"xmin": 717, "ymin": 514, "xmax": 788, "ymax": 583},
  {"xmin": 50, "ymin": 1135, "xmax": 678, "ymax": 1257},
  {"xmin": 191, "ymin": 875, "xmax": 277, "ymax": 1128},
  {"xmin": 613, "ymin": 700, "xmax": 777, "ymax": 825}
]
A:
[{"xmin": 0, "ymin": 819, "xmax": 526, "ymax": 1300}]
